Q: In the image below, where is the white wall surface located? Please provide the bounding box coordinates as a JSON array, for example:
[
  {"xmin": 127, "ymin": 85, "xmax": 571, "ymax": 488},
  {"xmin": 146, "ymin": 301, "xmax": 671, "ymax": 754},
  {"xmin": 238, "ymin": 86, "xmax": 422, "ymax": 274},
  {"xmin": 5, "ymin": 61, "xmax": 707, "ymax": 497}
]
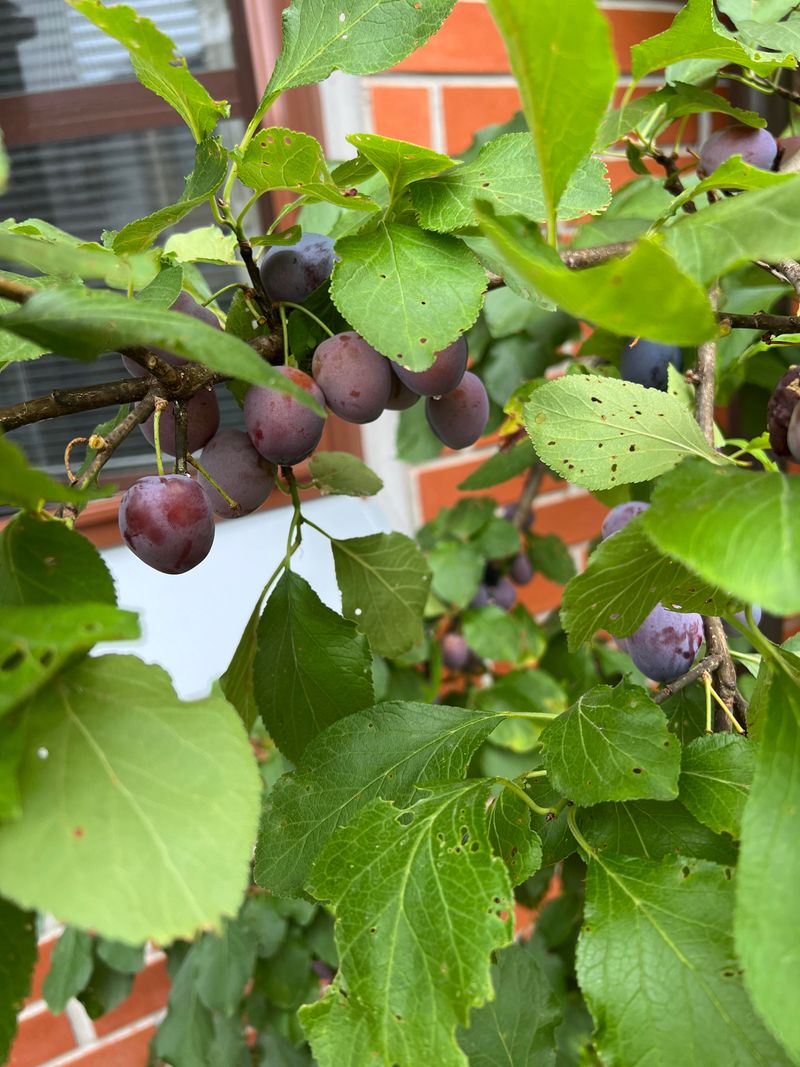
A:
[{"xmin": 99, "ymin": 496, "xmax": 390, "ymax": 700}]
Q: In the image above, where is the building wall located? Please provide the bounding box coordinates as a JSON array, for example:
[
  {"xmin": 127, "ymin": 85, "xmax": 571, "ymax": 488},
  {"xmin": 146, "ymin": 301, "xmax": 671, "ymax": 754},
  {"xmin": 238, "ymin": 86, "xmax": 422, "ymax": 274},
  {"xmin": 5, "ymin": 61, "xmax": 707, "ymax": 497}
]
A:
[{"xmin": 10, "ymin": 3, "xmax": 692, "ymax": 1064}]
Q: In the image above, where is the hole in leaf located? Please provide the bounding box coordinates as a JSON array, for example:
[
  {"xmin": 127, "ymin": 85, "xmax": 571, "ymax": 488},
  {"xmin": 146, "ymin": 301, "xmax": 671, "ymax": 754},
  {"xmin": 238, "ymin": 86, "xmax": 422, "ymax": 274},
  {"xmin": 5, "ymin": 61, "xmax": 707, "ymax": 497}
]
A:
[
  {"xmin": 632, "ymin": 767, "xmax": 643, "ymax": 774},
  {"xmin": 1, "ymin": 649, "xmax": 25, "ymax": 672}
]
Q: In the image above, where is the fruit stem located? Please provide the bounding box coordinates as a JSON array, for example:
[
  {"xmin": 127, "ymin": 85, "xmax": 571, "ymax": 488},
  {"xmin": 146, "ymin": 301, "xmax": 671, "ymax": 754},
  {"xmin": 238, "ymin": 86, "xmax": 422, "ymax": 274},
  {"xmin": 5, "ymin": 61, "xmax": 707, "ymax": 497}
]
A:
[
  {"xmin": 708, "ymin": 680, "xmax": 745, "ymax": 734},
  {"xmin": 173, "ymin": 400, "xmax": 188, "ymax": 475},
  {"xmin": 279, "ymin": 306, "xmax": 293, "ymax": 366},
  {"xmin": 188, "ymin": 455, "xmax": 240, "ymax": 513},
  {"xmin": 279, "ymin": 301, "xmax": 336, "ymax": 338},
  {"xmin": 496, "ymin": 777, "xmax": 555, "ymax": 817},
  {"xmin": 152, "ymin": 399, "xmax": 167, "ymax": 477},
  {"xmin": 267, "ymin": 199, "xmax": 305, "ymax": 235},
  {"xmin": 202, "ymin": 282, "xmax": 246, "ymax": 308},
  {"xmin": 703, "ymin": 672, "xmax": 713, "ymax": 734}
]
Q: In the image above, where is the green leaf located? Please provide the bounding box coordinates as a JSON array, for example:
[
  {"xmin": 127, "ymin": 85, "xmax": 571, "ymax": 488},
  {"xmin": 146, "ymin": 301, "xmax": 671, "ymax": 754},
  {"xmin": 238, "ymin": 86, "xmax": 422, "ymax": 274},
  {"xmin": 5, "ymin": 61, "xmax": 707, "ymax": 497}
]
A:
[
  {"xmin": 0, "ymin": 604, "xmax": 139, "ymax": 720},
  {"xmin": 0, "ymin": 716, "xmax": 26, "ymax": 821},
  {"xmin": 0, "ymin": 435, "xmax": 112, "ymax": 511},
  {"xmin": 428, "ymin": 542, "xmax": 484, "ymax": 609},
  {"xmin": 528, "ymin": 534, "xmax": 576, "ymax": 585},
  {"xmin": 164, "ymin": 224, "xmax": 239, "ymax": 265},
  {"xmin": 330, "ymin": 221, "xmax": 487, "ymax": 371},
  {"xmin": 487, "ymin": 788, "xmax": 543, "ymax": 886},
  {"xmin": 396, "ymin": 400, "xmax": 443, "ymax": 463},
  {"xmin": 42, "ymin": 928, "xmax": 94, "ymax": 1015},
  {"xmin": 254, "ymin": 571, "xmax": 374, "ymax": 763},
  {"xmin": 0, "ymin": 273, "xmax": 60, "ymax": 370},
  {"xmin": 0, "ymin": 227, "xmax": 158, "ymax": 290},
  {"xmin": 113, "ymin": 138, "xmax": 228, "ymax": 253},
  {"xmin": 576, "ymin": 799, "xmax": 738, "ymax": 865},
  {"xmin": 663, "ymin": 179, "xmax": 800, "ymax": 285},
  {"xmin": 302, "ymin": 781, "xmax": 513, "ymax": 1067},
  {"xmin": 255, "ymin": 701, "xmax": 503, "ymax": 897},
  {"xmin": 720, "ymin": 0, "xmax": 799, "ymax": 22},
  {"xmin": 331, "ymin": 531, "xmax": 432, "ymax": 656},
  {"xmin": 136, "ymin": 264, "xmax": 184, "ymax": 307},
  {"xmin": 464, "ymin": 606, "xmax": 546, "ymax": 666},
  {"xmin": 194, "ymin": 916, "xmax": 257, "ymax": 1017},
  {"xmin": 66, "ymin": 1, "xmax": 229, "ymax": 141},
  {"xmin": 473, "ymin": 517, "xmax": 519, "ymax": 560},
  {"xmin": 0, "ymin": 513, "xmax": 116, "ymax": 608},
  {"xmin": 152, "ymin": 946, "xmax": 214, "ymax": 1067},
  {"xmin": 485, "ymin": 0, "xmax": 616, "ymax": 227},
  {"xmin": 631, "ymin": 0, "xmax": 795, "ymax": 81},
  {"xmin": 411, "ymin": 135, "xmax": 610, "ymax": 233},
  {"xmin": 347, "ymin": 133, "xmax": 456, "ymax": 202},
  {"xmin": 263, "ymin": 0, "xmax": 458, "ymax": 103},
  {"xmin": 663, "ymin": 156, "xmax": 793, "ymax": 216},
  {"xmin": 539, "ymin": 684, "xmax": 681, "ymax": 805},
  {"xmin": 735, "ymin": 656, "xmax": 800, "ymax": 1060},
  {"xmin": 0, "ymin": 899, "xmax": 36, "ymax": 1062},
  {"xmin": 95, "ymin": 938, "xmax": 145, "ymax": 974},
  {"xmin": 476, "ymin": 207, "xmax": 717, "ymax": 345},
  {"xmin": 644, "ymin": 460, "xmax": 800, "ymax": 616},
  {"xmin": 77, "ymin": 956, "xmax": 135, "ymax": 1020},
  {"xmin": 524, "ymin": 374, "xmax": 719, "ymax": 491},
  {"xmin": 237, "ymin": 128, "xmax": 377, "ymax": 211},
  {"xmin": 561, "ymin": 517, "xmax": 732, "ymax": 651},
  {"xmin": 0, "ymin": 656, "xmax": 260, "ymax": 945},
  {"xmin": 456, "ymin": 941, "xmax": 560, "ymax": 1066},
  {"xmin": 577, "ymin": 852, "xmax": 790, "ymax": 1066},
  {"xmin": 220, "ymin": 596, "xmax": 262, "ymax": 732},
  {"xmin": 679, "ymin": 734, "xmax": 755, "ymax": 839},
  {"xmin": 1, "ymin": 288, "xmax": 323, "ymax": 413},
  {"xmin": 308, "ymin": 452, "xmax": 383, "ymax": 496},
  {"xmin": 738, "ymin": 12, "xmax": 800, "ymax": 51},
  {"xmin": 458, "ymin": 439, "xmax": 536, "ymax": 490}
]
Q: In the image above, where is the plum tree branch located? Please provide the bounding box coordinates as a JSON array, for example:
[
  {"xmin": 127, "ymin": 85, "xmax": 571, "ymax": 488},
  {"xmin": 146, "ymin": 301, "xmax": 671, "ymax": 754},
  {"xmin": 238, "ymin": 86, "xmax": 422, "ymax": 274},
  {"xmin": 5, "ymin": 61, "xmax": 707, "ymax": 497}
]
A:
[
  {"xmin": 652, "ymin": 654, "xmax": 723, "ymax": 705},
  {"xmin": 719, "ymin": 310, "xmax": 800, "ymax": 334},
  {"xmin": 512, "ymin": 462, "xmax": 545, "ymax": 530}
]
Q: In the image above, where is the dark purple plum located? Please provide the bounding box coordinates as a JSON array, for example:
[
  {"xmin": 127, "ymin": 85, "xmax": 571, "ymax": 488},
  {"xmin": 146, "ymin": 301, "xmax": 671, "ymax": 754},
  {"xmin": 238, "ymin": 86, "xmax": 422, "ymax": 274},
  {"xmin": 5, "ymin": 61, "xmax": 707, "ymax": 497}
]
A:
[
  {"xmin": 119, "ymin": 475, "xmax": 215, "ymax": 574},
  {"xmin": 394, "ymin": 337, "xmax": 468, "ymax": 397},
  {"xmin": 311, "ymin": 332, "xmax": 392, "ymax": 424},
  {"xmin": 386, "ymin": 370, "xmax": 420, "ymax": 411},
  {"xmin": 198, "ymin": 429, "xmax": 276, "ymax": 517},
  {"xmin": 442, "ymin": 633, "xmax": 470, "ymax": 671},
  {"xmin": 620, "ymin": 339, "xmax": 682, "ymax": 391},
  {"xmin": 615, "ymin": 605, "xmax": 703, "ymax": 682},
  {"xmin": 698, "ymin": 125, "xmax": 777, "ymax": 176},
  {"xmin": 490, "ymin": 577, "xmax": 517, "ymax": 610},
  {"xmin": 244, "ymin": 366, "xmax": 326, "ymax": 467},
  {"xmin": 787, "ymin": 402, "xmax": 800, "ymax": 462},
  {"xmin": 425, "ymin": 372, "xmax": 489, "ymax": 450},
  {"xmin": 768, "ymin": 366, "xmax": 800, "ymax": 456},
  {"xmin": 779, "ymin": 135, "xmax": 800, "ymax": 170},
  {"xmin": 122, "ymin": 291, "xmax": 221, "ymax": 377},
  {"xmin": 509, "ymin": 552, "xmax": 534, "ymax": 586},
  {"xmin": 501, "ymin": 502, "xmax": 533, "ymax": 530},
  {"xmin": 260, "ymin": 232, "xmax": 335, "ymax": 304},
  {"xmin": 470, "ymin": 584, "xmax": 492, "ymax": 609},
  {"xmin": 139, "ymin": 390, "xmax": 220, "ymax": 456},
  {"xmin": 601, "ymin": 501, "xmax": 650, "ymax": 540}
]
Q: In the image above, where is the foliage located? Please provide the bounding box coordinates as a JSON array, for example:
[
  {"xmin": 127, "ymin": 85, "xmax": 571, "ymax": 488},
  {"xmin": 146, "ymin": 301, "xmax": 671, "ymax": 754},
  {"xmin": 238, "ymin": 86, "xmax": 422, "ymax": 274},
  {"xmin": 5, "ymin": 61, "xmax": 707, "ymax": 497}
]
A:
[{"xmin": 0, "ymin": 0, "xmax": 799, "ymax": 1064}]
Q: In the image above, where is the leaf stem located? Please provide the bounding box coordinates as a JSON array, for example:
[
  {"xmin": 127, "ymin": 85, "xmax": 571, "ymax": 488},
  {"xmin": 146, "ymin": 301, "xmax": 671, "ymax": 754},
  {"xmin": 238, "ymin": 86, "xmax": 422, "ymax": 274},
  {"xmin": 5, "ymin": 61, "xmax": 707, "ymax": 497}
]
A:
[
  {"xmin": 496, "ymin": 777, "xmax": 555, "ymax": 817},
  {"xmin": 502, "ymin": 710, "xmax": 559, "ymax": 722},
  {"xmin": 566, "ymin": 806, "xmax": 596, "ymax": 858},
  {"xmin": 279, "ymin": 301, "xmax": 336, "ymax": 338},
  {"xmin": 202, "ymin": 282, "xmax": 245, "ymax": 307}
]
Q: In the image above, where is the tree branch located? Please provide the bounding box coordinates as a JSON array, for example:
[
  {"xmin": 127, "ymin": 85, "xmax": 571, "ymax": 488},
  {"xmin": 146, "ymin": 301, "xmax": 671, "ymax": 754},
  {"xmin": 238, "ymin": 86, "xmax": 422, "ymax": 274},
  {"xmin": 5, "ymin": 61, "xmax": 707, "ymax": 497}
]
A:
[
  {"xmin": 719, "ymin": 310, "xmax": 800, "ymax": 334},
  {"xmin": 512, "ymin": 463, "xmax": 546, "ymax": 530},
  {"xmin": 651, "ymin": 150, "xmax": 697, "ymax": 214},
  {"xmin": 652, "ymin": 653, "xmax": 722, "ymax": 705},
  {"xmin": 695, "ymin": 287, "xmax": 719, "ymax": 446},
  {"xmin": 775, "ymin": 260, "xmax": 800, "ymax": 299}
]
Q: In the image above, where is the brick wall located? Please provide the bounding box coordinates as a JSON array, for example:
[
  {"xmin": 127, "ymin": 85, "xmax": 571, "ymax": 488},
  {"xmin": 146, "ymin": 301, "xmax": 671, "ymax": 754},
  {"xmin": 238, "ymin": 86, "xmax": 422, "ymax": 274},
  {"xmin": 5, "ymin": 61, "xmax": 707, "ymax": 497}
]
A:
[{"xmin": 9, "ymin": 3, "xmax": 685, "ymax": 1064}]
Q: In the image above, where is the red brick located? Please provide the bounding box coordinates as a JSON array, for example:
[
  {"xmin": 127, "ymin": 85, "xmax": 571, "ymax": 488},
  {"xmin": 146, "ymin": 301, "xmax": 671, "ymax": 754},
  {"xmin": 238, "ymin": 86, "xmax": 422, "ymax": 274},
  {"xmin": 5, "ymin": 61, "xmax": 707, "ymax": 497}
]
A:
[
  {"xmin": 7, "ymin": 1007, "xmax": 75, "ymax": 1067},
  {"xmin": 442, "ymin": 85, "xmax": 521, "ymax": 154},
  {"xmin": 518, "ymin": 570, "xmax": 569, "ymax": 614},
  {"xmin": 74, "ymin": 1025, "xmax": 157, "ymax": 1067},
  {"xmin": 535, "ymin": 494, "xmax": 607, "ymax": 545},
  {"xmin": 607, "ymin": 7, "xmax": 676, "ymax": 74},
  {"xmin": 393, "ymin": 3, "xmax": 509, "ymax": 73},
  {"xmin": 27, "ymin": 934, "xmax": 59, "ymax": 1006},
  {"xmin": 93, "ymin": 958, "xmax": 170, "ymax": 1038},
  {"xmin": 370, "ymin": 85, "xmax": 432, "ymax": 146}
]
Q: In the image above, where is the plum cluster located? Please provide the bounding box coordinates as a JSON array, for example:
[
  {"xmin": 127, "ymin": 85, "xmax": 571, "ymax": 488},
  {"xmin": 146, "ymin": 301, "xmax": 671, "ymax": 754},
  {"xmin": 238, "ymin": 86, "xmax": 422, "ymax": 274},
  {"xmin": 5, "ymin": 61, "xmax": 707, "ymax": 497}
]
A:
[
  {"xmin": 603, "ymin": 502, "xmax": 704, "ymax": 681},
  {"xmin": 768, "ymin": 365, "xmax": 800, "ymax": 461},
  {"xmin": 117, "ymin": 235, "xmax": 489, "ymax": 575}
]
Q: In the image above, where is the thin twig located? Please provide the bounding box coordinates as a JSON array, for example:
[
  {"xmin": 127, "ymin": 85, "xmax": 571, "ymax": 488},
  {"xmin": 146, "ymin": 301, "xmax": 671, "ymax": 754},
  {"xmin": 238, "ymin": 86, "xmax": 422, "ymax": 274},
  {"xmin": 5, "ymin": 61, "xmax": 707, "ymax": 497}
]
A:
[
  {"xmin": 651, "ymin": 150, "xmax": 697, "ymax": 214},
  {"xmin": 695, "ymin": 286, "xmax": 719, "ymax": 446},
  {"xmin": 719, "ymin": 311, "xmax": 800, "ymax": 334},
  {"xmin": 652, "ymin": 654, "xmax": 723, "ymax": 704},
  {"xmin": 513, "ymin": 463, "xmax": 545, "ymax": 530},
  {"xmin": 121, "ymin": 346, "xmax": 183, "ymax": 391}
]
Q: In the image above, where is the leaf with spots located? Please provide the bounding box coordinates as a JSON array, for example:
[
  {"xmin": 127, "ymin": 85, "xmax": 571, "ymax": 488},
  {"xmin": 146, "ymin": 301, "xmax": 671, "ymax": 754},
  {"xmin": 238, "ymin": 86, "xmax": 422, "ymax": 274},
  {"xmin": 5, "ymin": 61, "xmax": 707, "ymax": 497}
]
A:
[
  {"xmin": 237, "ymin": 127, "xmax": 377, "ymax": 211},
  {"xmin": 254, "ymin": 571, "xmax": 374, "ymax": 763},
  {"xmin": 577, "ymin": 851, "xmax": 791, "ymax": 1066},
  {"xmin": 561, "ymin": 516, "xmax": 734, "ymax": 651},
  {"xmin": 261, "ymin": 0, "xmax": 458, "ymax": 110},
  {"xmin": 0, "ymin": 655, "xmax": 261, "ymax": 946},
  {"xmin": 330, "ymin": 221, "xmax": 487, "ymax": 371},
  {"xmin": 254, "ymin": 701, "xmax": 503, "ymax": 898},
  {"xmin": 348, "ymin": 133, "xmax": 457, "ymax": 203},
  {"xmin": 679, "ymin": 734, "xmax": 755, "ymax": 839},
  {"xmin": 411, "ymin": 134, "xmax": 610, "ymax": 233},
  {"xmin": 331, "ymin": 531, "xmax": 432, "ymax": 656},
  {"xmin": 523, "ymin": 374, "xmax": 721, "ymax": 491},
  {"xmin": 301, "ymin": 781, "xmax": 513, "ymax": 1067},
  {"xmin": 644, "ymin": 460, "xmax": 800, "ymax": 616},
  {"xmin": 488, "ymin": 787, "xmax": 543, "ymax": 886},
  {"xmin": 539, "ymin": 684, "xmax": 681, "ymax": 805}
]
